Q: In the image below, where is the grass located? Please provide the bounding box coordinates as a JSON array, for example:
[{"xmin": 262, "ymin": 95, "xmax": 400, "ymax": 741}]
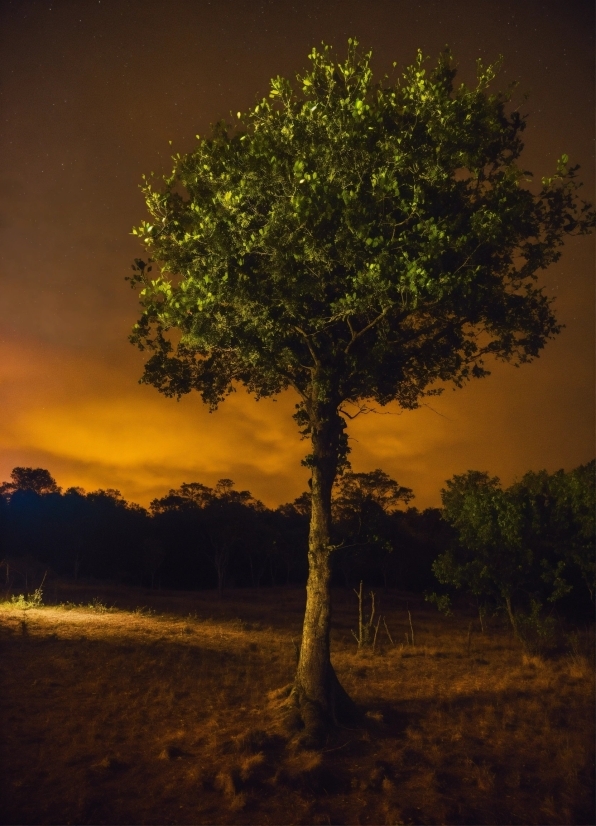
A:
[{"xmin": 0, "ymin": 583, "xmax": 594, "ymax": 825}]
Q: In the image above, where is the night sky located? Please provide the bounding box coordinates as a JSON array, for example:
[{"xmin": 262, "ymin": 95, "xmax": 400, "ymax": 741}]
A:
[{"xmin": 1, "ymin": 0, "xmax": 594, "ymax": 509}]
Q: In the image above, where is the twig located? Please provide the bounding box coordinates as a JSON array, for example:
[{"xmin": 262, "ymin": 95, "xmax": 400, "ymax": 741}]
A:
[
  {"xmin": 382, "ymin": 616, "xmax": 394, "ymax": 645},
  {"xmin": 322, "ymin": 740, "xmax": 353, "ymax": 754},
  {"xmin": 408, "ymin": 608, "xmax": 415, "ymax": 647},
  {"xmin": 372, "ymin": 615, "xmax": 381, "ymax": 652},
  {"xmin": 353, "ymin": 581, "xmax": 364, "ymax": 650}
]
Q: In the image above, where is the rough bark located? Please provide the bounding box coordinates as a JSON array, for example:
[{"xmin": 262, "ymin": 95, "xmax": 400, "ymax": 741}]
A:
[{"xmin": 290, "ymin": 403, "xmax": 357, "ymax": 745}]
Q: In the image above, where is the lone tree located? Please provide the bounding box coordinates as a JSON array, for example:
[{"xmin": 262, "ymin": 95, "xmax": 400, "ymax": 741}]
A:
[{"xmin": 128, "ymin": 42, "xmax": 593, "ymax": 741}]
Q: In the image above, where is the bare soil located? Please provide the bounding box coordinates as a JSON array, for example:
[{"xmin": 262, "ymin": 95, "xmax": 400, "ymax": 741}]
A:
[{"xmin": 1, "ymin": 583, "xmax": 594, "ymax": 825}]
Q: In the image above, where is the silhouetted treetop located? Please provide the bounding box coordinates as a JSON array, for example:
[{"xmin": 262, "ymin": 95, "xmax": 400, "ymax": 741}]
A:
[
  {"xmin": 0, "ymin": 467, "xmax": 61, "ymax": 497},
  {"xmin": 150, "ymin": 479, "xmax": 262, "ymax": 515}
]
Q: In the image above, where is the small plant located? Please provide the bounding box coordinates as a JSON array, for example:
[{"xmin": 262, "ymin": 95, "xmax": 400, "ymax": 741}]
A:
[
  {"xmin": 516, "ymin": 599, "xmax": 558, "ymax": 655},
  {"xmin": 566, "ymin": 631, "xmax": 584, "ymax": 663},
  {"xmin": 133, "ymin": 605, "xmax": 155, "ymax": 616},
  {"xmin": 566, "ymin": 630, "xmax": 593, "ymax": 678},
  {"xmin": 425, "ymin": 591, "xmax": 452, "ymax": 616},
  {"xmin": 88, "ymin": 597, "xmax": 110, "ymax": 613},
  {"xmin": 9, "ymin": 572, "xmax": 47, "ymax": 609},
  {"xmin": 10, "ymin": 594, "xmax": 31, "ymax": 609}
]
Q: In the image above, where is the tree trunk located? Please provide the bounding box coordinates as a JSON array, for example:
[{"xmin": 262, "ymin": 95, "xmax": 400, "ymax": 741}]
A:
[
  {"xmin": 290, "ymin": 404, "xmax": 356, "ymax": 744},
  {"xmin": 504, "ymin": 594, "xmax": 524, "ymax": 646},
  {"xmin": 269, "ymin": 557, "xmax": 276, "ymax": 587}
]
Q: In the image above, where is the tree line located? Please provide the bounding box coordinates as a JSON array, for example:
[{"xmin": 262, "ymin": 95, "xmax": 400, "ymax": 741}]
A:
[
  {"xmin": 1, "ymin": 461, "xmax": 593, "ymax": 623},
  {"xmin": 0, "ymin": 466, "xmax": 444, "ymax": 593}
]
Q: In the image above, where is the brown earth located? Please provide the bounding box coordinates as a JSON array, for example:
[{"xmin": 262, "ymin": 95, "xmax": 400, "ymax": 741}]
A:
[{"xmin": 1, "ymin": 583, "xmax": 594, "ymax": 825}]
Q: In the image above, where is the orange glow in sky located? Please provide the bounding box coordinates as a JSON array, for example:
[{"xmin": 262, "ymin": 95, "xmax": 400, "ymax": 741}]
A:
[{"xmin": 1, "ymin": 0, "xmax": 593, "ymax": 509}]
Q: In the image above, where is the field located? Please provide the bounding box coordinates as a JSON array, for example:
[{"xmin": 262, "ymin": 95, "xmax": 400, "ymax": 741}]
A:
[{"xmin": 1, "ymin": 583, "xmax": 594, "ymax": 825}]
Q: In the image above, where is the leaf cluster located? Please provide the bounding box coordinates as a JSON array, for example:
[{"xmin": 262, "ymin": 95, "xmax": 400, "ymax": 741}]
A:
[{"xmin": 129, "ymin": 41, "xmax": 594, "ymax": 428}]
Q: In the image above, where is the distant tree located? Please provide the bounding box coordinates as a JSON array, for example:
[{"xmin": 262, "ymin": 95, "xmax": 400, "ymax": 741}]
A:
[
  {"xmin": 58, "ymin": 486, "xmax": 91, "ymax": 580},
  {"xmin": 0, "ymin": 467, "xmax": 61, "ymax": 497},
  {"xmin": 431, "ymin": 463, "xmax": 595, "ymax": 639},
  {"xmin": 332, "ymin": 470, "xmax": 413, "ymax": 587},
  {"xmin": 432, "ymin": 471, "xmax": 531, "ymax": 637},
  {"xmin": 389, "ymin": 506, "xmax": 453, "ymax": 592},
  {"xmin": 510, "ymin": 461, "xmax": 595, "ymax": 607},
  {"xmin": 553, "ymin": 460, "xmax": 595, "ymax": 604},
  {"xmin": 151, "ymin": 479, "xmax": 263, "ymax": 595},
  {"xmin": 142, "ymin": 536, "xmax": 166, "ymax": 590},
  {"xmin": 150, "ymin": 482, "xmax": 214, "ymax": 514},
  {"xmin": 274, "ymin": 494, "xmax": 311, "ymax": 585},
  {"xmin": 0, "ymin": 489, "xmax": 7, "ymax": 557},
  {"xmin": 149, "ymin": 486, "xmax": 210, "ymax": 589},
  {"xmin": 1, "ymin": 468, "xmax": 63, "ymax": 565},
  {"xmin": 70, "ymin": 488, "xmax": 147, "ymax": 582},
  {"xmin": 128, "ymin": 41, "xmax": 594, "ymax": 738},
  {"xmin": 202, "ymin": 479, "xmax": 264, "ymax": 595}
]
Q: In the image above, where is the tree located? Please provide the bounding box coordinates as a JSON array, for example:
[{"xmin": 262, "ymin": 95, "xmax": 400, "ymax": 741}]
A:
[
  {"xmin": 0, "ymin": 467, "xmax": 61, "ymax": 497},
  {"xmin": 128, "ymin": 41, "xmax": 594, "ymax": 740},
  {"xmin": 552, "ymin": 461, "xmax": 595, "ymax": 605},
  {"xmin": 432, "ymin": 470, "xmax": 531, "ymax": 637},
  {"xmin": 510, "ymin": 461, "xmax": 595, "ymax": 608},
  {"xmin": 151, "ymin": 478, "xmax": 263, "ymax": 595},
  {"xmin": 432, "ymin": 464, "xmax": 595, "ymax": 642},
  {"xmin": 332, "ymin": 469, "xmax": 413, "ymax": 587}
]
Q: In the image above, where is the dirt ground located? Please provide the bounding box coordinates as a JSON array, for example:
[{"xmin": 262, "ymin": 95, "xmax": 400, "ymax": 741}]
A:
[{"xmin": 1, "ymin": 583, "xmax": 594, "ymax": 825}]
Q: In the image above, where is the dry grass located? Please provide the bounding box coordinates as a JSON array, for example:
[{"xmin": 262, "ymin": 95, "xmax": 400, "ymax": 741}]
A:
[{"xmin": 0, "ymin": 584, "xmax": 593, "ymax": 825}]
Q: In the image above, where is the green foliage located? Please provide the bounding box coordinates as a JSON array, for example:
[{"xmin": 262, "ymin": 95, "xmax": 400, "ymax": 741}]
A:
[
  {"xmin": 425, "ymin": 591, "xmax": 452, "ymax": 615},
  {"xmin": 88, "ymin": 597, "xmax": 113, "ymax": 613},
  {"xmin": 515, "ymin": 599, "xmax": 558, "ymax": 655},
  {"xmin": 9, "ymin": 579, "xmax": 45, "ymax": 610},
  {"xmin": 431, "ymin": 462, "xmax": 595, "ymax": 636},
  {"xmin": 511, "ymin": 460, "xmax": 595, "ymax": 603},
  {"xmin": 436, "ymin": 470, "xmax": 528, "ymax": 604},
  {"xmin": 128, "ymin": 40, "xmax": 593, "ymax": 457}
]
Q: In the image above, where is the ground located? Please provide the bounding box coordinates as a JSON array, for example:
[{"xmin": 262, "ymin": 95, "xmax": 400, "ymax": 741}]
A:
[{"xmin": 1, "ymin": 583, "xmax": 594, "ymax": 825}]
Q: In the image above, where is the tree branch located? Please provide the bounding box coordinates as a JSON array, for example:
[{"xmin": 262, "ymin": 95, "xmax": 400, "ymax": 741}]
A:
[
  {"xmin": 344, "ymin": 307, "xmax": 390, "ymax": 354},
  {"xmin": 293, "ymin": 325, "xmax": 321, "ymax": 367}
]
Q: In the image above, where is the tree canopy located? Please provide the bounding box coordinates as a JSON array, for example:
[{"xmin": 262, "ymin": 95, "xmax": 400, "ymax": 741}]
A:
[
  {"xmin": 129, "ymin": 41, "xmax": 593, "ymax": 448},
  {"xmin": 0, "ymin": 467, "xmax": 61, "ymax": 497}
]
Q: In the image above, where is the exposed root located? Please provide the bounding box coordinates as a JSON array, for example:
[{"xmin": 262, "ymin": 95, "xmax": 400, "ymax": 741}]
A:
[{"xmin": 274, "ymin": 674, "xmax": 360, "ymax": 749}]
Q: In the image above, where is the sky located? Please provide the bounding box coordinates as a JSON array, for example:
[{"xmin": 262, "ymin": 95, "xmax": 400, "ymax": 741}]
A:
[{"xmin": 0, "ymin": 0, "xmax": 594, "ymax": 510}]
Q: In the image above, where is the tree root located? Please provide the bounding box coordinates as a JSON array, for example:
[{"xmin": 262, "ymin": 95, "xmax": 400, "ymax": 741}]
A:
[{"xmin": 278, "ymin": 672, "xmax": 360, "ymax": 750}]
